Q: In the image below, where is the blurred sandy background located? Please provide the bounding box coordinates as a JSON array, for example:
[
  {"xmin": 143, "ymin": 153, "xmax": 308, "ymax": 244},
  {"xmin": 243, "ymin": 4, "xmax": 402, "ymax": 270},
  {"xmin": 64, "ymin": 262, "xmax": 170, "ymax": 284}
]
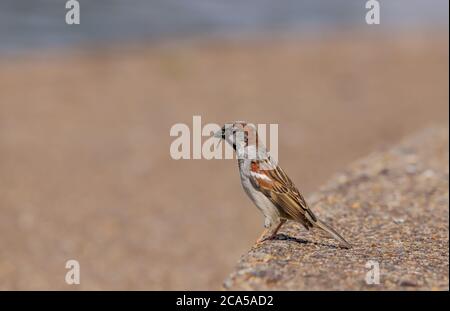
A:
[{"xmin": 0, "ymin": 1, "xmax": 448, "ymax": 290}]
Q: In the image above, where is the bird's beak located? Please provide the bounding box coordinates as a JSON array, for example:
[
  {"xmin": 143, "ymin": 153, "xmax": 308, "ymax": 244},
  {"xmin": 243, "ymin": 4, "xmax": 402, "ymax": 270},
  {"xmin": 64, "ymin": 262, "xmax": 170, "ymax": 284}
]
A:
[
  {"xmin": 213, "ymin": 128, "xmax": 224, "ymax": 139},
  {"xmin": 213, "ymin": 128, "xmax": 224, "ymax": 149}
]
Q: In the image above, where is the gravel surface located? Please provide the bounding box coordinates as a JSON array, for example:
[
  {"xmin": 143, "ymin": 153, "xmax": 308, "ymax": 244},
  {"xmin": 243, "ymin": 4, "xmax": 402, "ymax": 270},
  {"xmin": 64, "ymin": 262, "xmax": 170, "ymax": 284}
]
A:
[{"xmin": 224, "ymin": 127, "xmax": 449, "ymax": 290}]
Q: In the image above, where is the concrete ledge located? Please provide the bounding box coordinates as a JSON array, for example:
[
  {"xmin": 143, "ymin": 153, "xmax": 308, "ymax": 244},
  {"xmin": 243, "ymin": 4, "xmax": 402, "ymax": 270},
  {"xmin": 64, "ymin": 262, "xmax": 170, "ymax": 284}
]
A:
[{"xmin": 224, "ymin": 126, "xmax": 449, "ymax": 290}]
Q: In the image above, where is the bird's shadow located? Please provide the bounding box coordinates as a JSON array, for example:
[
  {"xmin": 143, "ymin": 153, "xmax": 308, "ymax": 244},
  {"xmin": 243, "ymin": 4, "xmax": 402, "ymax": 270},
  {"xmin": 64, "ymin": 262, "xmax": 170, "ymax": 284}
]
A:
[{"xmin": 264, "ymin": 233, "xmax": 341, "ymax": 249}]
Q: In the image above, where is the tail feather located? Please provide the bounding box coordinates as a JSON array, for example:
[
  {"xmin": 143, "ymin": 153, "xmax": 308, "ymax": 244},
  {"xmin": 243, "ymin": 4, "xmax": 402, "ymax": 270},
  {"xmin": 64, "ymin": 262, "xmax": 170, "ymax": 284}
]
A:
[{"xmin": 314, "ymin": 219, "xmax": 352, "ymax": 249}]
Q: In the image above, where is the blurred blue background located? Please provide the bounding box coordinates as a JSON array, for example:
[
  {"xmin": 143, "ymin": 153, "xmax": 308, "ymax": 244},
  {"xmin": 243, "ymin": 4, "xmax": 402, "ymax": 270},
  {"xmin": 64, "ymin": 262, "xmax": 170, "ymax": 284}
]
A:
[{"xmin": 0, "ymin": 0, "xmax": 448, "ymax": 54}]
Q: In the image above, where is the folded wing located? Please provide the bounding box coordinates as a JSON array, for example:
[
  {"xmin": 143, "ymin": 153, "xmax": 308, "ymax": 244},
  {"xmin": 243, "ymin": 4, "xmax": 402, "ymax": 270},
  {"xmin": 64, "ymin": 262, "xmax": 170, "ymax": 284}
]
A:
[{"xmin": 248, "ymin": 158, "xmax": 317, "ymax": 229}]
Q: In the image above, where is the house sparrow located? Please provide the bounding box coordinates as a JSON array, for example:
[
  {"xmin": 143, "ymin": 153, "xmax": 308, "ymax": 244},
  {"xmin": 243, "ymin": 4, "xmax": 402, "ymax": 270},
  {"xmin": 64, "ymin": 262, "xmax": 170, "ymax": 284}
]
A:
[{"xmin": 214, "ymin": 121, "xmax": 351, "ymax": 249}]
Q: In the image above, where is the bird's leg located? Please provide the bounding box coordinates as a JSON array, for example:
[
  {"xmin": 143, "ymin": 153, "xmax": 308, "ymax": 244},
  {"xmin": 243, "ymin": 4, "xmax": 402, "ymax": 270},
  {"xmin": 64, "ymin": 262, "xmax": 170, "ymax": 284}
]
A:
[
  {"xmin": 256, "ymin": 219, "xmax": 287, "ymax": 244},
  {"xmin": 266, "ymin": 219, "xmax": 287, "ymax": 240}
]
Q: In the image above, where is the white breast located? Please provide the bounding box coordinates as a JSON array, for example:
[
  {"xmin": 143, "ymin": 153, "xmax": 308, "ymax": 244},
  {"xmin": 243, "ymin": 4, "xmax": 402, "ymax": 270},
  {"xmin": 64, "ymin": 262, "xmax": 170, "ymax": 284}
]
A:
[{"xmin": 238, "ymin": 159, "xmax": 280, "ymax": 226}]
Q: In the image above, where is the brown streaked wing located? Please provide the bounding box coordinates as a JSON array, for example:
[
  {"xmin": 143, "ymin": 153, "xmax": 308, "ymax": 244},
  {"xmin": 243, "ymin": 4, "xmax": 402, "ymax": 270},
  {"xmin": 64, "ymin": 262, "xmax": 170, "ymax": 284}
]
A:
[{"xmin": 250, "ymin": 159, "xmax": 317, "ymax": 227}]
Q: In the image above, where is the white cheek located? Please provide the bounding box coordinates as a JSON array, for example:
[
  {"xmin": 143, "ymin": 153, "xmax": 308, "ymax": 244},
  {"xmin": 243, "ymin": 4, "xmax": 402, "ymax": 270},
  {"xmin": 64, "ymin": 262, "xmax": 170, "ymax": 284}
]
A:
[
  {"xmin": 225, "ymin": 133, "xmax": 241, "ymax": 145},
  {"xmin": 225, "ymin": 134, "xmax": 234, "ymax": 146}
]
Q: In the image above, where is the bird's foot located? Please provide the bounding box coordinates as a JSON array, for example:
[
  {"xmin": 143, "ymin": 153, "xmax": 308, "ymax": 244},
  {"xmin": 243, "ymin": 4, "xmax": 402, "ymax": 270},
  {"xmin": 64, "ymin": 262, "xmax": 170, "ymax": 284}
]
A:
[{"xmin": 255, "ymin": 229, "xmax": 270, "ymax": 244}]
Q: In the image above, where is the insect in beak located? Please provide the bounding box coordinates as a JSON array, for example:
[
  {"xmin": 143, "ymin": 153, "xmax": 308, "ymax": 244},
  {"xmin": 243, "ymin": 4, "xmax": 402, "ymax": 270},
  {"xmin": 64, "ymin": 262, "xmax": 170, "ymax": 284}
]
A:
[
  {"xmin": 213, "ymin": 127, "xmax": 225, "ymax": 148},
  {"xmin": 213, "ymin": 129, "xmax": 222, "ymax": 139},
  {"xmin": 213, "ymin": 126, "xmax": 225, "ymax": 139}
]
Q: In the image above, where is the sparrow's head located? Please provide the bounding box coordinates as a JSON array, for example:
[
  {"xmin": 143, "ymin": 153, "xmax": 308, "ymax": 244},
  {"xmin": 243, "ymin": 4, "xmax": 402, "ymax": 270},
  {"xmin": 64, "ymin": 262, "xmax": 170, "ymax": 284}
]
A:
[{"xmin": 214, "ymin": 121, "xmax": 264, "ymax": 158}]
